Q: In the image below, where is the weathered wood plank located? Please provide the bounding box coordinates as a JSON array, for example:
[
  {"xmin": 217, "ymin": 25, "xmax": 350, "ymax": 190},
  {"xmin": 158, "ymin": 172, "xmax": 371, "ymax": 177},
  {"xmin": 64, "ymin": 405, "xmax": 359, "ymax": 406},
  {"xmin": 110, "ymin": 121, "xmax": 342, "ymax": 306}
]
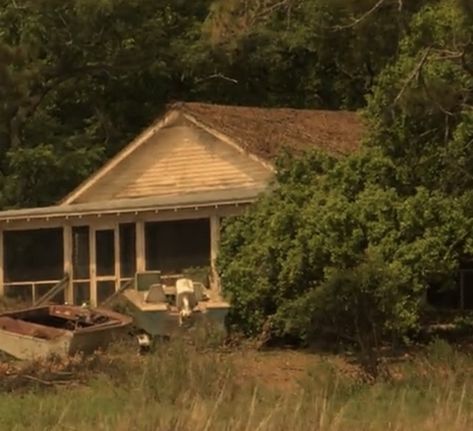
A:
[
  {"xmin": 210, "ymin": 216, "xmax": 221, "ymax": 293},
  {"xmin": 63, "ymin": 224, "xmax": 73, "ymax": 303},
  {"xmin": 89, "ymin": 227, "xmax": 97, "ymax": 306},
  {"xmin": 136, "ymin": 221, "xmax": 145, "ymax": 272},
  {"xmin": 75, "ymin": 124, "xmax": 272, "ymax": 204},
  {"xmin": 0, "ymin": 230, "xmax": 4, "ymax": 297},
  {"xmin": 114, "ymin": 224, "xmax": 120, "ymax": 291}
]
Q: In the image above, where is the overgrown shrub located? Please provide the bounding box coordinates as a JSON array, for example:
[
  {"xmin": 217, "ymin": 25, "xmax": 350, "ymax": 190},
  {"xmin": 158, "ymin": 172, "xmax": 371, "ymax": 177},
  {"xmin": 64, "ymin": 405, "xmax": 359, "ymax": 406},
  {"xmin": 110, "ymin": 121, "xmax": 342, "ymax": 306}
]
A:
[{"xmin": 219, "ymin": 150, "xmax": 471, "ymax": 357}]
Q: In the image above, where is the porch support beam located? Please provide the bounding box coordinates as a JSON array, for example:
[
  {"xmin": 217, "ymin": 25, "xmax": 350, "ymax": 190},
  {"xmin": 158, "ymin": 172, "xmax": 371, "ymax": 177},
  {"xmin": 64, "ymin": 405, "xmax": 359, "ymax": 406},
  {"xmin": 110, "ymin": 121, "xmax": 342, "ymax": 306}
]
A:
[
  {"xmin": 114, "ymin": 223, "xmax": 120, "ymax": 291},
  {"xmin": 210, "ymin": 215, "xmax": 221, "ymax": 293},
  {"xmin": 89, "ymin": 227, "xmax": 97, "ymax": 306},
  {"xmin": 63, "ymin": 224, "xmax": 73, "ymax": 303},
  {"xmin": 136, "ymin": 221, "xmax": 145, "ymax": 273},
  {"xmin": 0, "ymin": 230, "xmax": 4, "ymax": 297}
]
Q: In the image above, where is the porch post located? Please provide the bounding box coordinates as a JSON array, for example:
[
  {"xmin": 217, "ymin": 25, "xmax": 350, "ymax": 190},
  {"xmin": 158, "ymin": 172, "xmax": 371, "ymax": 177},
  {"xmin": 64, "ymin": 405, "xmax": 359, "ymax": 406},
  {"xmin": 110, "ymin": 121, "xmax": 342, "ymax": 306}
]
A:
[
  {"xmin": 89, "ymin": 227, "xmax": 97, "ymax": 306},
  {"xmin": 114, "ymin": 223, "xmax": 120, "ymax": 290},
  {"xmin": 63, "ymin": 224, "xmax": 73, "ymax": 303},
  {"xmin": 136, "ymin": 221, "xmax": 145, "ymax": 272},
  {"xmin": 0, "ymin": 229, "xmax": 4, "ymax": 297},
  {"xmin": 210, "ymin": 215, "xmax": 221, "ymax": 293}
]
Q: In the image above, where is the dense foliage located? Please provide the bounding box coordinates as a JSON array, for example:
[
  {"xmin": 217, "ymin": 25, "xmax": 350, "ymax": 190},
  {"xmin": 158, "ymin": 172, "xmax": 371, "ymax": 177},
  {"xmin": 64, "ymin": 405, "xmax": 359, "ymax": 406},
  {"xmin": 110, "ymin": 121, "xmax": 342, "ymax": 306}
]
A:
[
  {"xmin": 1, "ymin": 0, "xmax": 472, "ymax": 349},
  {"xmin": 219, "ymin": 0, "xmax": 473, "ymax": 348},
  {"xmin": 0, "ymin": 0, "xmax": 429, "ymax": 207}
]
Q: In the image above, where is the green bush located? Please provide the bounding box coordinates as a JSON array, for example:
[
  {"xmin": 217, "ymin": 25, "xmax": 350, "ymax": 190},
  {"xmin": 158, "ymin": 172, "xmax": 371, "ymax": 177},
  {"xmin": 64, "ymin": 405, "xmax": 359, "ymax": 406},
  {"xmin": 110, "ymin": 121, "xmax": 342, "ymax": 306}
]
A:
[{"xmin": 219, "ymin": 149, "xmax": 471, "ymax": 354}]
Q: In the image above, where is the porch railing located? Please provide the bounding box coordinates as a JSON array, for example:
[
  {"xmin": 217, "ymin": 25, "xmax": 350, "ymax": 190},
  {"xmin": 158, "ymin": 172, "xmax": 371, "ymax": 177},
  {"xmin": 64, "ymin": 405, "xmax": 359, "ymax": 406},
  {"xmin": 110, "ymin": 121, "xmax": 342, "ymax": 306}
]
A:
[
  {"xmin": 101, "ymin": 278, "xmax": 134, "ymax": 308},
  {"xmin": 34, "ymin": 274, "xmax": 70, "ymax": 306}
]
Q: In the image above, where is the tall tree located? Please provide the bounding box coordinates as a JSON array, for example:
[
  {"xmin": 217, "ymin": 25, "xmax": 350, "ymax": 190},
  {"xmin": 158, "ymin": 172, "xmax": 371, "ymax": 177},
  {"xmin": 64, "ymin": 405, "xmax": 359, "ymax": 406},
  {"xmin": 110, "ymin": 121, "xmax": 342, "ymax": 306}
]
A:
[
  {"xmin": 202, "ymin": 0, "xmax": 430, "ymax": 108},
  {"xmin": 218, "ymin": 0, "xmax": 473, "ymax": 356},
  {"xmin": 0, "ymin": 0, "xmax": 211, "ymax": 207}
]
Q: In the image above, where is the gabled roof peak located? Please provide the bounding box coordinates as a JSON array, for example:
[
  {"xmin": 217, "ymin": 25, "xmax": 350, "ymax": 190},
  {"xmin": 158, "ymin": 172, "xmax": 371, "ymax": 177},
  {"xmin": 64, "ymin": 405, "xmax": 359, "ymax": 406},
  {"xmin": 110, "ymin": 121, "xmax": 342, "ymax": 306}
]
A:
[{"xmin": 61, "ymin": 102, "xmax": 363, "ymax": 205}]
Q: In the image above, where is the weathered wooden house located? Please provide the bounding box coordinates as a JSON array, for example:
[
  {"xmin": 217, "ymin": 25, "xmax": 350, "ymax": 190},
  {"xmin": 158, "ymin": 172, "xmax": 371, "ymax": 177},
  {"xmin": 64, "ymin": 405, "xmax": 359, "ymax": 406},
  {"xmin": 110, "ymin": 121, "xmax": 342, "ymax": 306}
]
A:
[{"xmin": 0, "ymin": 103, "xmax": 361, "ymax": 306}]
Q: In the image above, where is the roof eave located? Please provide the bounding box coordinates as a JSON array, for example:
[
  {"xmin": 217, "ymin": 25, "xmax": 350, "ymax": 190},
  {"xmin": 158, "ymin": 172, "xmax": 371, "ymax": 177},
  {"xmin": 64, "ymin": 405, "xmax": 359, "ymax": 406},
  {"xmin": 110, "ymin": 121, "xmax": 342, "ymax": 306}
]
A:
[{"xmin": 0, "ymin": 197, "xmax": 256, "ymax": 225}]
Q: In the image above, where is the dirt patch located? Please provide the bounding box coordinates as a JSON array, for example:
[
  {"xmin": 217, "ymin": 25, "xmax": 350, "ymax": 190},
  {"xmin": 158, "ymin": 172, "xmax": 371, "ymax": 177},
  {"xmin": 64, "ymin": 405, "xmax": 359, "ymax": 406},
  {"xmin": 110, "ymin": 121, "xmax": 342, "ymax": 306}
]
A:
[{"xmin": 228, "ymin": 348, "xmax": 363, "ymax": 391}]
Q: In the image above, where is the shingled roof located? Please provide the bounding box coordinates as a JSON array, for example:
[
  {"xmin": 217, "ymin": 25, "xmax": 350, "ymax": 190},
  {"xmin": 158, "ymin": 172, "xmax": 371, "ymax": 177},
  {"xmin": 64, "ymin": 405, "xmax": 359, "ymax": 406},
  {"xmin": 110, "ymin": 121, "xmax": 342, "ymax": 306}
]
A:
[{"xmin": 173, "ymin": 102, "xmax": 363, "ymax": 159}]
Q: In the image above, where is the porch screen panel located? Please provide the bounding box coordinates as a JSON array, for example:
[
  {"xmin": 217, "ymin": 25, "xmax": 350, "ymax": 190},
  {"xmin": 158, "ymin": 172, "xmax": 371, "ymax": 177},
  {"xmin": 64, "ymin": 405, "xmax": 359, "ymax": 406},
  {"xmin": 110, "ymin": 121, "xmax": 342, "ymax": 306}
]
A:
[
  {"xmin": 73, "ymin": 282, "xmax": 90, "ymax": 305},
  {"xmin": 4, "ymin": 284, "xmax": 33, "ymax": 302},
  {"xmin": 4, "ymin": 228, "xmax": 63, "ymax": 282},
  {"xmin": 145, "ymin": 219, "xmax": 210, "ymax": 273},
  {"xmin": 119, "ymin": 223, "xmax": 136, "ymax": 277},
  {"xmin": 96, "ymin": 230, "xmax": 114, "ymax": 276},
  {"xmin": 97, "ymin": 281, "xmax": 115, "ymax": 305},
  {"xmin": 36, "ymin": 283, "xmax": 65, "ymax": 304},
  {"xmin": 462, "ymin": 270, "xmax": 473, "ymax": 309}
]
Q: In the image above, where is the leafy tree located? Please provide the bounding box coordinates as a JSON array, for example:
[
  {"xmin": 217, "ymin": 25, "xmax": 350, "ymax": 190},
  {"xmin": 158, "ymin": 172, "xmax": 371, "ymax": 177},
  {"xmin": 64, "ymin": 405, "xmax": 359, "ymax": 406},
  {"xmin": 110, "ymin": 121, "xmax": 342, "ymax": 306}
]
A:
[
  {"xmin": 365, "ymin": 0, "xmax": 473, "ymax": 194},
  {"xmin": 218, "ymin": 0, "xmax": 473, "ymax": 359},
  {"xmin": 0, "ymin": 0, "xmax": 439, "ymax": 208},
  {"xmin": 203, "ymin": 0, "xmax": 430, "ymax": 108},
  {"xmin": 219, "ymin": 149, "xmax": 472, "ymax": 339},
  {"xmin": 0, "ymin": 0, "xmax": 211, "ymax": 207}
]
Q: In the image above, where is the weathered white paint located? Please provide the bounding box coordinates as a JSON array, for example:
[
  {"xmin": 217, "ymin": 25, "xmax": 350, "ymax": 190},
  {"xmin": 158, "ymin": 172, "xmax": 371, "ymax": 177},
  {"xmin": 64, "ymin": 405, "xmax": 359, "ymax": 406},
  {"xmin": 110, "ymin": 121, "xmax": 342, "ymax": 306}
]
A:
[
  {"xmin": 72, "ymin": 122, "xmax": 272, "ymax": 204},
  {"xmin": 0, "ymin": 204, "xmax": 248, "ymax": 231},
  {"xmin": 63, "ymin": 225, "xmax": 73, "ymax": 303},
  {"xmin": 89, "ymin": 227, "xmax": 97, "ymax": 306},
  {"xmin": 210, "ymin": 215, "xmax": 221, "ymax": 293},
  {"xmin": 61, "ymin": 111, "xmax": 180, "ymax": 205},
  {"xmin": 136, "ymin": 221, "xmax": 145, "ymax": 272},
  {"xmin": 0, "ymin": 230, "xmax": 4, "ymax": 297},
  {"xmin": 113, "ymin": 224, "xmax": 120, "ymax": 291}
]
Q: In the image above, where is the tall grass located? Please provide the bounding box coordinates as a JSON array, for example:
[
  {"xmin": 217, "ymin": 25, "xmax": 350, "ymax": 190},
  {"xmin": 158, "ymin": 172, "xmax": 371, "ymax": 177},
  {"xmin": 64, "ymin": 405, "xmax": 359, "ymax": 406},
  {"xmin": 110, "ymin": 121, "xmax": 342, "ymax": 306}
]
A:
[{"xmin": 0, "ymin": 338, "xmax": 472, "ymax": 430}]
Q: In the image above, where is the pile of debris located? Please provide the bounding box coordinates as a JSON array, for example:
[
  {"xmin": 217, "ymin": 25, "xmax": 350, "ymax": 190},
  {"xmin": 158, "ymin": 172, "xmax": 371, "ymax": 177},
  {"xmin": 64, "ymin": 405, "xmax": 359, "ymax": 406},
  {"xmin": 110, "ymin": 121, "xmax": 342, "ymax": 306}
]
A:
[
  {"xmin": 0, "ymin": 272, "xmax": 230, "ymax": 361},
  {"xmin": 0, "ymin": 353, "xmax": 103, "ymax": 391}
]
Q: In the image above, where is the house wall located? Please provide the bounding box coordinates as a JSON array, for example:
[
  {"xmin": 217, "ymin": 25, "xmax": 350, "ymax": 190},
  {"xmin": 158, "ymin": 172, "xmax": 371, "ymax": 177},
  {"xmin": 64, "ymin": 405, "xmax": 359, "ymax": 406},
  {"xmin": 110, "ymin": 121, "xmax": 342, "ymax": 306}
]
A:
[
  {"xmin": 0, "ymin": 206, "xmax": 243, "ymax": 306},
  {"xmin": 0, "ymin": 111, "xmax": 270, "ymax": 305},
  {"xmin": 71, "ymin": 116, "xmax": 273, "ymax": 204}
]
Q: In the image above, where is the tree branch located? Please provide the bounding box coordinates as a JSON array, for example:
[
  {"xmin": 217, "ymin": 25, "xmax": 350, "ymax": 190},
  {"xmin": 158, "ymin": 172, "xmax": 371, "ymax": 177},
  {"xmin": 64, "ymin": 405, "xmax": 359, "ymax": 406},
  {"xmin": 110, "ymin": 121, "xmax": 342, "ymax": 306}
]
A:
[
  {"xmin": 461, "ymin": 44, "xmax": 473, "ymax": 77},
  {"xmin": 393, "ymin": 48, "xmax": 431, "ymax": 106},
  {"xmin": 195, "ymin": 73, "xmax": 238, "ymax": 84},
  {"xmin": 7, "ymin": 61, "xmax": 153, "ymax": 149},
  {"xmin": 333, "ymin": 0, "xmax": 387, "ymax": 30}
]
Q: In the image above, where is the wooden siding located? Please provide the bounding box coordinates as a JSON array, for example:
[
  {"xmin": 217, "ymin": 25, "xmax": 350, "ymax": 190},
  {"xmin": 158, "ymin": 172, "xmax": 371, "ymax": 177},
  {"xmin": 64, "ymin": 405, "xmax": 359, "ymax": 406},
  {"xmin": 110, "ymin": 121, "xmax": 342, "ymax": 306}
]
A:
[{"xmin": 73, "ymin": 119, "xmax": 273, "ymax": 204}]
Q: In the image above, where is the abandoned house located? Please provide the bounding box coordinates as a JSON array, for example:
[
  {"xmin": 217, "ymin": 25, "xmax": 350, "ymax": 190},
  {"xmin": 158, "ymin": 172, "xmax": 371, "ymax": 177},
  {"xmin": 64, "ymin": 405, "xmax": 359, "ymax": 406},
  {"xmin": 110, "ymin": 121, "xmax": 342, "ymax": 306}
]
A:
[{"xmin": 0, "ymin": 102, "xmax": 362, "ymax": 306}]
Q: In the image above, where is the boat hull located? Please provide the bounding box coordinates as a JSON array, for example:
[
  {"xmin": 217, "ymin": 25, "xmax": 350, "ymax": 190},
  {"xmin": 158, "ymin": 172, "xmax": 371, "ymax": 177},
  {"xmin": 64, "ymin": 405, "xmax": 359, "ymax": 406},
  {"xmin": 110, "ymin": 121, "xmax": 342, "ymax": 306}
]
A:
[
  {"xmin": 123, "ymin": 290, "xmax": 229, "ymax": 337},
  {"xmin": 0, "ymin": 305, "xmax": 132, "ymax": 360}
]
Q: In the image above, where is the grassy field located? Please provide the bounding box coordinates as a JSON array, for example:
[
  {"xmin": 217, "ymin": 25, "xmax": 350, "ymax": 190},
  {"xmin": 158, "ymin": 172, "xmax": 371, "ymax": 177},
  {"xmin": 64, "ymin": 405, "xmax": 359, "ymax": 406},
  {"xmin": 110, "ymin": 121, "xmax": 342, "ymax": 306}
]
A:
[{"xmin": 0, "ymin": 332, "xmax": 472, "ymax": 431}]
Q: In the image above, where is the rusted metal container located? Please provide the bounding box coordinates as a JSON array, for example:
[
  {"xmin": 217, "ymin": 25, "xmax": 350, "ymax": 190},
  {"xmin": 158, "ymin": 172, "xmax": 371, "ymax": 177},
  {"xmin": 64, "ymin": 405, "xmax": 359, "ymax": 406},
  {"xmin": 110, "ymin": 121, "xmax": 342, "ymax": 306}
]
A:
[{"xmin": 0, "ymin": 305, "xmax": 132, "ymax": 360}]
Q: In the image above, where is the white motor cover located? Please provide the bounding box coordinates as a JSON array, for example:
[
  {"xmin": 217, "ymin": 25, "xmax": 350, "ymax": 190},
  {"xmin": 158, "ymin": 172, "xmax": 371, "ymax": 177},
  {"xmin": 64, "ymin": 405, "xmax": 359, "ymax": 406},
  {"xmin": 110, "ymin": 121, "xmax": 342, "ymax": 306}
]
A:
[{"xmin": 176, "ymin": 278, "xmax": 197, "ymax": 311}]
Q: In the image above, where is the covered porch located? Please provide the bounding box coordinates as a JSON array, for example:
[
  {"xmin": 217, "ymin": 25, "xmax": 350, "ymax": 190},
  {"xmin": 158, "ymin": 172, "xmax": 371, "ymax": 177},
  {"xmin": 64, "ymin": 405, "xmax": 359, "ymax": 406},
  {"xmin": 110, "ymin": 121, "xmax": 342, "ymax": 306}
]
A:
[{"xmin": 0, "ymin": 192, "xmax": 253, "ymax": 306}]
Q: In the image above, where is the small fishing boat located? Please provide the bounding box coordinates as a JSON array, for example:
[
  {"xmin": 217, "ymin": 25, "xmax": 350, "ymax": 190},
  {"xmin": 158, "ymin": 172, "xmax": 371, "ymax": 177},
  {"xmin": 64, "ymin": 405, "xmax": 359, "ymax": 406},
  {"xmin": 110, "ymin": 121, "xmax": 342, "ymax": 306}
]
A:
[
  {"xmin": 0, "ymin": 305, "xmax": 132, "ymax": 360},
  {"xmin": 121, "ymin": 274, "xmax": 230, "ymax": 340}
]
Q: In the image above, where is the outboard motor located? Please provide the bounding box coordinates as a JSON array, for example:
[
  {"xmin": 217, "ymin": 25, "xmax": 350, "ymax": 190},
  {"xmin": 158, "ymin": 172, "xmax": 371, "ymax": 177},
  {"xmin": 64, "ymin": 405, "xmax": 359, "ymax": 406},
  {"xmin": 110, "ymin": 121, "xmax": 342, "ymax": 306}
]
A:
[
  {"xmin": 137, "ymin": 331, "xmax": 151, "ymax": 354},
  {"xmin": 175, "ymin": 278, "xmax": 197, "ymax": 326}
]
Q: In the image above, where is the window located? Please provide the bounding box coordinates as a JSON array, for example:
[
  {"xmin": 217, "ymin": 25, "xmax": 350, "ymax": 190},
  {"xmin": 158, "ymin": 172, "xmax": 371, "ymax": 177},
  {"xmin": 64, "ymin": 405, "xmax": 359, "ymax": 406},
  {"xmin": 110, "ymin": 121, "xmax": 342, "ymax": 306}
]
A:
[
  {"xmin": 96, "ymin": 230, "xmax": 114, "ymax": 276},
  {"xmin": 4, "ymin": 228, "xmax": 63, "ymax": 282},
  {"xmin": 145, "ymin": 219, "xmax": 210, "ymax": 274},
  {"xmin": 119, "ymin": 223, "xmax": 136, "ymax": 278}
]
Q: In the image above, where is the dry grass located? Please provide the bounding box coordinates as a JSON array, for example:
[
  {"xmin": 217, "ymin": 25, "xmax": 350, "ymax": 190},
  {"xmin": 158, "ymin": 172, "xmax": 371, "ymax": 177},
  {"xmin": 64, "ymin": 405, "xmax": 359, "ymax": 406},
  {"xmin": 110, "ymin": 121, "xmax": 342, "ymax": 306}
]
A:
[{"xmin": 0, "ymin": 336, "xmax": 472, "ymax": 430}]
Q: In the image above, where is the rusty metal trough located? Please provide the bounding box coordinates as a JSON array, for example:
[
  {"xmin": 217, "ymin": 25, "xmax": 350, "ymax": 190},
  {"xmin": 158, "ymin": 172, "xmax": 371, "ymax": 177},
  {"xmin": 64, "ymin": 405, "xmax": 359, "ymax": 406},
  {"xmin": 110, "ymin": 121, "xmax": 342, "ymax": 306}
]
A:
[{"xmin": 0, "ymin": 305, "xmax": 132, "ymax": 360}]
